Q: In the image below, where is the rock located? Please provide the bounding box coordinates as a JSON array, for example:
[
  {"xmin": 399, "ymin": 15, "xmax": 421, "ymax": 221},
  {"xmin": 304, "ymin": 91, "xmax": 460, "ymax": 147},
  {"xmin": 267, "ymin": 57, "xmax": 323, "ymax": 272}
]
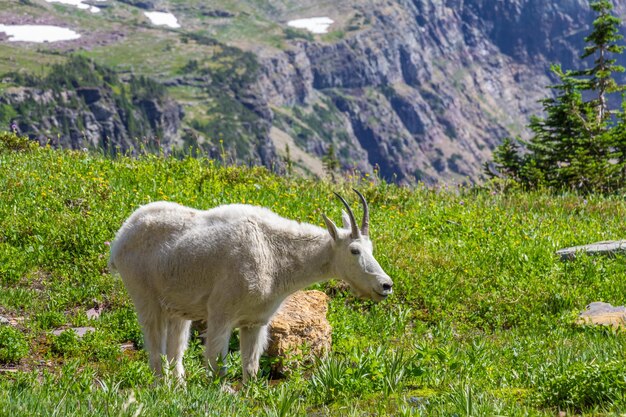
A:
[
  {"xmin": 252, "ymin": 0, "xmax": 608, "ymax": 183},
  {"xmin": 556, "ymin": 240, "xmax": 626, "ymax": 260},
  {"xmin": 1, "ymin": 84, "xmax": 183, "ymax": 154},
  {"xmin": 203, "ymin": 9, "xmax": 235, "ymax": 18},
  {"xmin": 76, "ymin": 87, "xmax": 102, "ymax": 105},
  {"xmin": 577, "ymin": 302, "xmax": 626, "ymax": 329},
  {"xmin": 120, "ymin": 342, "xmax": 135, "ymax": 352},
  {"xmin": 0, "ymin": 316, "xmax": 23, "ymax": 327},
  {"xmin": 52, "ymin": 327, "xmax": 96, "ymax": 338},
  {"xmin": 267, "ymin": 290, "xmax": 332, "ymax": 373},
  {"xmin": 86, "ymin": 307, "xmax": 101, "ymax": 320},
  {"xmin": 116, "ymin": 0, "xmax": 159, "ymax": 10}
]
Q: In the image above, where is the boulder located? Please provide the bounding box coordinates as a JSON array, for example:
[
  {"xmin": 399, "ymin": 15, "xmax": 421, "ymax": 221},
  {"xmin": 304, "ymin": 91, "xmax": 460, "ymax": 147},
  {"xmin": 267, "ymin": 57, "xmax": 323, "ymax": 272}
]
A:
[
  {"xmin": 556, "ymin": 240, "xmax": 626, "ymax": 260},
  {"xmin": 267, "ymin": 290, "xmax": 332, "ymax": 373},
  {"xmin": 577, "ymin": 302, "xmax": 626, "ymax": 329},
  {"xmin": 52, "ymin": 327, "xmax": 96, "ymax": 338}
]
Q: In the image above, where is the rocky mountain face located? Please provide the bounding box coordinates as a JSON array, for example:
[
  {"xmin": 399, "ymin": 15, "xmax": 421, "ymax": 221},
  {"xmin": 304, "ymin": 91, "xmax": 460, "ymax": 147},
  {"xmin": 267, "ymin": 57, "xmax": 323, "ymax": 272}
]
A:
[
  {"xmin": 3, "ymin": 85, "xmax": 183, "ymax": 152},
  {"xmin": 1, "ymin": 0, "xmax": 617, "ymax": 183},
  {"xmin": 1, "ymin": 57, "xmax": 184, "ymax": 154},
  {"xmin": 253, "ymin": 0, "xmax": 606, "ymax": 183}
]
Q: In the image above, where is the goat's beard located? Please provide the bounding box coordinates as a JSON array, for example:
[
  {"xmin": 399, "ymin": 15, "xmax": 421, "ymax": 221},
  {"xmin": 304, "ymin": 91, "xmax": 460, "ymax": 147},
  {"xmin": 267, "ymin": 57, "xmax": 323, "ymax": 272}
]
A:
[
  {"xmin": 347, "ymin": 283, "xmax": 369, "ymax": 299},
  {"xmin": 347, "ymin": 282, "xmax": 387, "ymax": 303}
]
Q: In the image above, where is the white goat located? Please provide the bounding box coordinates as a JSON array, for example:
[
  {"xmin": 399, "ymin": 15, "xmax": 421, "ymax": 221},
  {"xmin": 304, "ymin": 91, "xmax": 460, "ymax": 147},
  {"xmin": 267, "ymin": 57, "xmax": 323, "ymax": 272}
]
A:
[{"xmin": 108, "ymin": 190, "xmax": 393, "ymax": 381}]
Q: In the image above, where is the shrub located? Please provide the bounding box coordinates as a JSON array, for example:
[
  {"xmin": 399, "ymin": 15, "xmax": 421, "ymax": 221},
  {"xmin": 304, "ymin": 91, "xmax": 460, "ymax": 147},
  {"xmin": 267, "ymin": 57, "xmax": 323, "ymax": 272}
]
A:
[
  {"xmin": 535, "ymin": 360, "xmax": 626, "ymax": 410},
  {"xmin": 0, "ymin": 131, "xmax": 38, "ymax": 152},
  {"xmin": 0, "ymin": 326, "xmax": 29, "ymax": 363},
  {"xmin": 52, "ymin": 329, "xmax": 81, "ymax": 357}
]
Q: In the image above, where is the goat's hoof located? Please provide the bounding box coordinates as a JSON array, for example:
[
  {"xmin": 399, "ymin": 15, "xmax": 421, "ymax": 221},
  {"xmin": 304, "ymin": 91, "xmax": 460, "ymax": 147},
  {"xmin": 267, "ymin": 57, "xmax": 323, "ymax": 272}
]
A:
[{"xmin": 220, "ymin": 383, "xmax": 237, "ymax": 395}]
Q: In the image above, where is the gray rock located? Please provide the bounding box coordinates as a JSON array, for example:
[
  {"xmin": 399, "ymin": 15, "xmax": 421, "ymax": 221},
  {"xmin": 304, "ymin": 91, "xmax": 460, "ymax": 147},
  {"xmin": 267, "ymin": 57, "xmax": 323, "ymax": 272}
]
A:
[
  {"xmin": 86, "ymin": 307, "xmax": 101, "ymax": 320},
  {"xmin": 203, "ymin": 9, "xmax": 235, "ymax": 18},
  {"xmin": 1, "ymin": 85, "xmax": 183, "ymax": 154},
  {"xmin": 52, "ymin": 327, "xmax": 96, "ymax": 338},
  {"xmin": 582, "ymin": 302, "xmax": 626, "ymax": 315},
  {"xmin": 556, "ymin": 240, "xmax": 626, "ymax": 260}
]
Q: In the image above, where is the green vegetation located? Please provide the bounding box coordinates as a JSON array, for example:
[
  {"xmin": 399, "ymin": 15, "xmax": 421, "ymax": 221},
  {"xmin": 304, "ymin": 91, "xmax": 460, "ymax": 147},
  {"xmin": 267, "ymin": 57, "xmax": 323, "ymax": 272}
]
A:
[
  {"xmin": 0, "ymin": 326, "xmax": 29, "ymax": 364},
  {"xmin": 1, "ymin": 135, "xmax": 626, "ymax": 414},
  {"xmin": 178, "ymin": 44, "xmax": 267, "ymax": 160},
  {"xmin": 488, "ymin": 0, "xmax": 626, "ymax": 193},
  {"xmin": 2, "ymin": 56, "xmax": 171, "ymax": 148}
]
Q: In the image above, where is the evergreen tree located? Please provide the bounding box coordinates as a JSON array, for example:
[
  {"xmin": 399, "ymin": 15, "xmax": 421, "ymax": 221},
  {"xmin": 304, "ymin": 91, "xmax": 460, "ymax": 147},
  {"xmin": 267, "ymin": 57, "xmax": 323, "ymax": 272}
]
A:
[
  {"xmin": 322, "ymin": 143, "xmax": 340, "ymax": 181},
  {"xmin": 486, "ymin": 137, "xmax": 523, "ymax": 181},
  {"xmin": 488, "ymin": 0, "xmax": 626, "ymax": 193},
  {"xmin": 576, "ymin": 0, "xmax": 625, "ymax": 122}
]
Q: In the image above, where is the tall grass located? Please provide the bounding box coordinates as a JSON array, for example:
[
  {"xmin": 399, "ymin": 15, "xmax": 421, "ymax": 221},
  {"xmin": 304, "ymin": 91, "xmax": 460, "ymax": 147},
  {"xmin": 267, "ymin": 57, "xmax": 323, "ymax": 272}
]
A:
[{"xmin": 1, "ymin": 140, "xmax": 626, "ymax": 415}]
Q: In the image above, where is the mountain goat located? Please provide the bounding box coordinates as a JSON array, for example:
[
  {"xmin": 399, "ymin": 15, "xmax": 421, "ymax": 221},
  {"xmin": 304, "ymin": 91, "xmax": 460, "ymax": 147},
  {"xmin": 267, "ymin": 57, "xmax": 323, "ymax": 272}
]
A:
[{"xmin": 108, "ymin": 190, "xmax": 393, "ymax": 381}]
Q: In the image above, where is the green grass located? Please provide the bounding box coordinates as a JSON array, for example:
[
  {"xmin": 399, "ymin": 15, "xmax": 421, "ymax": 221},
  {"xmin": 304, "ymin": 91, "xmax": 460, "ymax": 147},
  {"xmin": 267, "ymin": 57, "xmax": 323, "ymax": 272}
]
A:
[{"xmin": 1, "ymin": 138, "xmax": 626, "ymax": 415}]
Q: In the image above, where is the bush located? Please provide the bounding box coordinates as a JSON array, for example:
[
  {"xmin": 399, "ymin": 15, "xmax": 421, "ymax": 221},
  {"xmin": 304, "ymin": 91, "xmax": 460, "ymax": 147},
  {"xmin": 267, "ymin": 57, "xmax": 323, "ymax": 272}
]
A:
[
  {"xmin": 535, "ymin": 360, "xmax": 626, "ymax": 410},
  {"xmin": 0, "ymin": 326, "xmax": 29, "ymax": 363},
  {"xmin": 52, "ymin": 329, "xmax": 81, "ymax": 357},
  {"xmin": 0, "ymin": 131, "xmax": 38, "ymax": 152}
]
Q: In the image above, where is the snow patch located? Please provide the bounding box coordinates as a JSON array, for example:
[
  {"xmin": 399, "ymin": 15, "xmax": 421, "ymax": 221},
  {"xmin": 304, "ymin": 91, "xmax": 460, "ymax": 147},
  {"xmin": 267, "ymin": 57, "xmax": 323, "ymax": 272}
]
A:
[
  {"xmin": 287, "ymin": 17, "xmax": 334, "ymax": 34},
  {"xmin": 144, "ymin": 11, "xmax": 180, "ymax": 28},
  {"xmin": 45, "ymin": 0, "xmax": 107, "ymax": 14},
  {"xmin": 0, "ymin": 25, "xmax": 81, "ymax": 42}
]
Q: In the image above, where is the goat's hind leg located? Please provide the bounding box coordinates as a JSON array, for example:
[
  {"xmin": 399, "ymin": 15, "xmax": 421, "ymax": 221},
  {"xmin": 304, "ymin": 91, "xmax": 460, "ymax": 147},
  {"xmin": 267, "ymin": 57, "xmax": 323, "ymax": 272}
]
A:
[
  {"xmin": 135, "ymin": 299, "xmax": 167, "ymax": 377},
  {"xmin": 166, "ymin": 316, "xmax": 191, "ymax": 382}
]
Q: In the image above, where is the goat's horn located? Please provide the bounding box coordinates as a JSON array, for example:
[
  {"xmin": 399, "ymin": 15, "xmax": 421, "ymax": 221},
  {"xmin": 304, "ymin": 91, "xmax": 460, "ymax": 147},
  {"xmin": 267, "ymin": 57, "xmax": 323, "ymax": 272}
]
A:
[
  {"xmin": 352, "ymin": 189, "xmax": 369, "ymax": 236},
  {"xmin": 333, "ymin": 192, "xmax": 359, "ymax": 238}
]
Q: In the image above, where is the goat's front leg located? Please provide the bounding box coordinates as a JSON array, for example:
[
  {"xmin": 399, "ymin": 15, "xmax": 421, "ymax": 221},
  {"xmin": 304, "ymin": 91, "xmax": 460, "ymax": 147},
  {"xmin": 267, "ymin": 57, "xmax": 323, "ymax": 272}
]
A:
[
  {"xmin": 204, "ymin": 319, "xmax": 232, "ymax": 378},
  {"xmin": 239, "ymin": 325, "xmax": 268, "ymax": 382}
]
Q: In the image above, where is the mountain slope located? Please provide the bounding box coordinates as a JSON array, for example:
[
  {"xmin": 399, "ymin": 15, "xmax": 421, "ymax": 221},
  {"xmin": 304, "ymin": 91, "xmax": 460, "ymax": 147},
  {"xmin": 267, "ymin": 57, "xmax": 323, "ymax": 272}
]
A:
[{"xmin": 0, "ymin": 0, "xmax": 617, "ymax": 182}]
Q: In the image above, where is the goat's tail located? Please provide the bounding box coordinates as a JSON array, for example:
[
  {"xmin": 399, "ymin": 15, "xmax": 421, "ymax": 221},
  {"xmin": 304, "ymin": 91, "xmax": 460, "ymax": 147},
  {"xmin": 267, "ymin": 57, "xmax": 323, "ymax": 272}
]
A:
[
  {"xmin": 107, "ymin": 258, "xmax": 117, "ymax": 274},
  {"xmin": 106, "ymin": 239, "xmax": 119, "ymax": 274}
]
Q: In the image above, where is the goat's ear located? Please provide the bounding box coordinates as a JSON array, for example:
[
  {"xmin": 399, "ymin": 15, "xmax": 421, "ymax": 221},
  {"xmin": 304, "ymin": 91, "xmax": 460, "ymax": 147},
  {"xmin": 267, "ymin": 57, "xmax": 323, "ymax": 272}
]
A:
[
  {"xmin": 322, "ymin": 214, "xmax": 339, "ymax": 241},
  {"xmin": 341, "ymin": 210, "xmax": 351, "ymax": 230}
]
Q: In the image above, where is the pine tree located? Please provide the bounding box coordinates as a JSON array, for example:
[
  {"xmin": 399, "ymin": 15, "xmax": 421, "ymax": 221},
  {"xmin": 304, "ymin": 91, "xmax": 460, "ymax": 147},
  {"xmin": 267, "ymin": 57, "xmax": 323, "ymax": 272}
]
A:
[
  {"xmin": 284, "ymin": 143, "xmax": 293, "ymax": 176},
  {"xmin": 322, "ymin": 143, "xmax": 340, "ymax": 181},
  {"xmin": 525, "ymin": 65, "xmax": 605, "ymax": 190},
  {"xmin": 576, "ymin": 0, "xmax": 625, "ymax": 122},
  {"xmin": 487, "ymin": 137, "xmax": 523, "ymax": 181},
  {"xmin": 488, "ymin": 0, "xmax": 626, "ymax": 193}
]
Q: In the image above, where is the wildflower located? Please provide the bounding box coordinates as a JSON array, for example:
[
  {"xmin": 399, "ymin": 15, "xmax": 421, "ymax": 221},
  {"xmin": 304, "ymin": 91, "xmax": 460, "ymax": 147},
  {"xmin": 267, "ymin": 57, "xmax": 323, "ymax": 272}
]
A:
[
  {"xmin": 104, "ymin": 241, "xmax": 111, "ymax": 246},
  {"xmin": 459, "ymin": 200, "xmax": 465, "ymax": 206}
]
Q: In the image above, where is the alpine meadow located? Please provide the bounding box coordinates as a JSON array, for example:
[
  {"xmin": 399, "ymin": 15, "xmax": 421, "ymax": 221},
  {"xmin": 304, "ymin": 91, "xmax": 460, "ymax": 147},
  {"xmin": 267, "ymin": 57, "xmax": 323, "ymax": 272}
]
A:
[{"xmin": 1, "ymin": 132, "xmax": 626, "ymax": 415}]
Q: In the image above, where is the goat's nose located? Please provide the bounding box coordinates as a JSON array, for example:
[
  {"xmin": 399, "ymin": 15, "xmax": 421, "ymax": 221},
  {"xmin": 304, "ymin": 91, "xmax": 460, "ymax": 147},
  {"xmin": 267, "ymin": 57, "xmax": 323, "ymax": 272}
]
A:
[{"xmin": 382, "ymin": 282, "xmax": 393, "ymax": 293}]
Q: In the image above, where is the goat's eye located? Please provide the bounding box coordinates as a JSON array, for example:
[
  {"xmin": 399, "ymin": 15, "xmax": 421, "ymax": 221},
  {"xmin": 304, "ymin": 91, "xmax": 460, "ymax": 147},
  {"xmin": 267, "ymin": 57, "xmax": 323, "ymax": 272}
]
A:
[{"xmin": 350, "ymin": 248, "xmax": 360, "ymax": 255}]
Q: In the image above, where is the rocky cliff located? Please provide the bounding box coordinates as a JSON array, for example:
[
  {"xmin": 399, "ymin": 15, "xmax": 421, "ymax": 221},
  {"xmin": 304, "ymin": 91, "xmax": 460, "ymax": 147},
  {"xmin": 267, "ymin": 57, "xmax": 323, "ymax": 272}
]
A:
[
  {"xmin": 252, "ymin": 0, "xmax": 608, "ymax": 183},
  {"xmin": 1, "ymin": 57, "xmax": 184, "ymax": 154},
  {"xmin": 3, "ymin": 86, "xmax": 183, "ymax": 153}
]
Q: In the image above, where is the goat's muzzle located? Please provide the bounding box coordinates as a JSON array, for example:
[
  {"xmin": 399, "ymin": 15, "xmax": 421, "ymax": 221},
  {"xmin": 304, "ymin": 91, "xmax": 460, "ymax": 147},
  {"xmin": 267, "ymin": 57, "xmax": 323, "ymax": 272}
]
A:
[{"xmin": 372, "ymin": 278, "xmax": 393, "ymax": 301}]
